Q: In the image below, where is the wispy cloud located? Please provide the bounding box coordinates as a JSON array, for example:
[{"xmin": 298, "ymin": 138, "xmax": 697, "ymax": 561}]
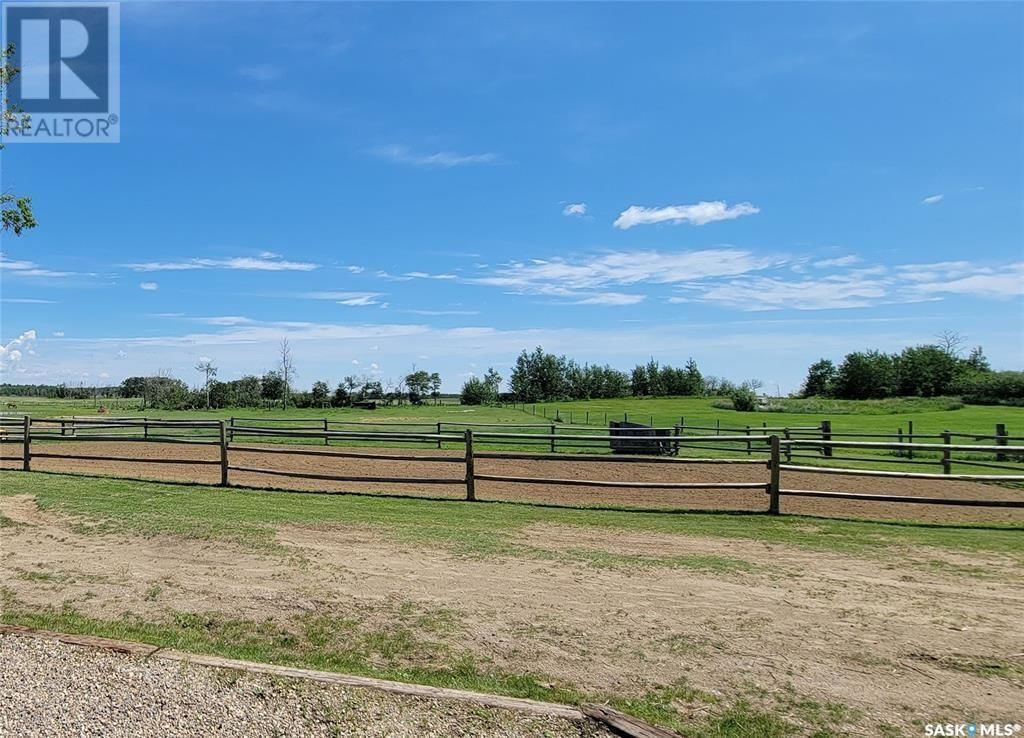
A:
[
  {"xmin": 562, "ymin": 202, "xmax": 587, "ymax": 217},
  {"xmin": 371, "ymin": 145, "xmax": 497, "ymax": 168},
  {"xmin": 239, "ymin": 64, "xmax": 282, "ymax": 82},
  {"xmin": 0, "ymin": 254, "xmax": 76, "ymax": 278},
  {"xmin": 921, "ymin": 194, "xmax": 944, "ymax": 205},
  {"xmin": 0, "ymin": 297, "xmax": 57, "ymax": 304},
  {"xmin": 613, "ymin": 201, "xmax": 759, "ymax": 229},
  {"xmin": 672, "ymin": 260, "xmax": 1024, "ymax": 311},
  {"xmin": 572, "ymin": 292, "xmax": 646, "ymax": 306},
  {"xmin": 139, "ymin": 281, "xmax": 159, "ymax": 291},
  {"xmin": 475, "ymin": 248, "xmax": 778, "ymax": 304},
  {"xmin": 812, "ymin": 255, "xmax": 860, "ymax": 268},
  {"xmin": 402, "ymin": 309, "xmax": 480, "ymax": 316},
  {"xmin": 123, "ymin": 254, "xmax": 319, "ymax": 272}
]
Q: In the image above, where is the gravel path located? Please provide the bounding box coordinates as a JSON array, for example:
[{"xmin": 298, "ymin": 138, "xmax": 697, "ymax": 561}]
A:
[{"xmin": 0, "ymin": 635, "xmax": 609, "ymax": 738}]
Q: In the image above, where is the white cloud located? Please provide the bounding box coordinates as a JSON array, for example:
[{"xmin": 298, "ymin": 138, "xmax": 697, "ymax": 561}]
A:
[
  {"xmin": 300, "ymin": 291, "xmax": 383, "ymax": 305},
  {"xmin": 403, "ymin": 271, "xmax": 457, "ymax": 280},
  {"xmin": 812, "ymin": 255, "xmax": 860, "ymax": 268},
  {"xmin": 139, "ymin": 281, "xmax": 159, "ymax": 291},
  {"xmin": 345, "ymin": 265, "xmax": 365, "ymax": 273},
  {"xmin": 53, "ymin": 331, "xmax": 64, "ymax": 337},
  {"xmin": 239, "ymin": 64, "xmax": 282, "ymax": 82},
  {"xmin": 338, "ymin": 295, "xmax": 380, "ymax": 307},
  {"xmin": 0, "ymin": 298, "xmax": 57, "ymax": 304},
  {"xmin": 475, "ymin": 248, "xmax": 777, "ymax": 303},
  {"xmin": 572, "ymin": 292, "xmax": 646, "ymax": 306},
  {"xmin": 562, "ymin": 202, "xmax": 587, "ymax": 217},
  {"xmin": 0, "ymin": 254, "xmax": 76, "ymax": 278},
  {"xmin": 123, "ymin": 254, "xmax": 319, "ymax": 272},
  {"xmin": 371, "ymin": 145, "xmax": 497, "ymax": 167},
  {"xmin": 613, "ymin": 201, "xmax": 759, "ymax": 229},
  {"xmin": 403, "ymin": 309, "xmax": 480, "ymax": 316},
  {"xmin": 922, "ymin": 194, "xmax": 944, "ymax": 205},
  {"xmin": 0, "ymin": 329, "xmax": 36, "ymax": 370},
  {"xmin": 116, "ymin": 350, "xmax": 127, "ymax": 359}
]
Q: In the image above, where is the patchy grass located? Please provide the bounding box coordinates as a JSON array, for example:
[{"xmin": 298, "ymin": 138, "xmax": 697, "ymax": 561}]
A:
[
  {"xmin": 2, "ymin": 472, "xmax": 1021, "ymax": 565},
  {"xmin": 0, "ymin": 592, "xmax": 840, "ymax": 737}
]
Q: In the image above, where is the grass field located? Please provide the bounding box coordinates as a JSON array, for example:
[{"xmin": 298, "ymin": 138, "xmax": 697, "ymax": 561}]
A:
[
  {"xmin": 2, "ymin": 471, "xmax": 1022, "ymax": 736},
  {"xmin": 5, "ymin": 395, "xmax": 1021, "ymax": 438}
]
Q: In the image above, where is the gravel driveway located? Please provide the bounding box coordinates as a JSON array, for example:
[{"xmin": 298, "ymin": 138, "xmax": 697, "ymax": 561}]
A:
[{"xmin": 0, "ymin": 635, "xmax": 610, "ymax": 737}]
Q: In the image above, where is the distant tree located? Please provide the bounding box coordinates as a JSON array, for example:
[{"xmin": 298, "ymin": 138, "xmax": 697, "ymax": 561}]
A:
[
  {"xmin": 331, "ymin": 382, "xmax": 349, "ymax": 408},
  {"xmin": 965, "ymin": 346, "xmax": 991, "ymax": 373},
  {"xmin": 510, "ymin": 347, "xmax": 570, "ymax": 402},
  {"xmin": 404, "ymin": 369, "xmax": 433, "ymax": 404},
  {"xmin": 461, "ymin": 376, "xmax": 495, "ymax": 405},
  {"xmin": 311, "ymin": 380, "xmax": 330, "ymax": 407},
  {"xmin": 832, "ymin": 351, "xmax": 896, "ymax": 400},
  {"xmin": 429, "ymin": 372, "xmax": 442, "ymax": 404},
  {"xmin": 278, "ymin": 339, "xmax": 295, "ymax": 408},
  {"xmin": 896, "ymin": 345, "xmax": 959, "ymax": 397},
  {"xmin": 362, "ymin": 380, "xmax": 383, "ymax": 400},
  {"xmin": 800, "ymin": 359, "xmax": 836, "ymax": 398},
  {"xmin": 261, "ymin": 370, "xmax": 285, "ymax": 407},
  {"xmin": 730, "ymin": 385, "xmax": 757, "ymax": 412},
  {"xmin": 228, "ymin": 376, "xmax": 262, "ymax": 407},
  {"xmin": 195, "ymin": 360, "xmax": 217, "ymax": 410},
  {"xmin": 935, "ymin": 330, "xmax": 966, "ymax": 357},
  {"xmin": 682, "ymin": 358, "xmax": 704, "ymax": 396}
]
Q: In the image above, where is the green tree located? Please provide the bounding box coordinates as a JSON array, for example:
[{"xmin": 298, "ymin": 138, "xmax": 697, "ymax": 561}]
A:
[
  {"xmin": 1, "ymin": 44, "xmax": 37, "ymax": 235},
  {"xmin": 896, "ymin": 345, "xmax": 958, "ymax": 397},
  {"xmin": 311, "ymin": 380, "xmax": 330, "ymax": 407},
  {"xmin": 404, "ymin": 369, "xmax": 433, "ymax": 404},
  {"xmin": 261, "ymin": 371, "xmax": 285, "ymax": 406},
  {"xmin": 800, "ymin": 359, "xmax": 836, "ymax": 398},
  {"xmin": 832, "ymin": 351, "xmax": 896, "ymax": 400},
  {"xmin": 331, "ymin": 382, "xmax": 350, "ymax": 407}
]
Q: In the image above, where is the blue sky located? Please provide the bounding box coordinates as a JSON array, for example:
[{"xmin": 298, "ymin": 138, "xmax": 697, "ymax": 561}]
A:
[{"xmin": 1, "ymin": 1, "xmax": 1022, "ymax": 393}]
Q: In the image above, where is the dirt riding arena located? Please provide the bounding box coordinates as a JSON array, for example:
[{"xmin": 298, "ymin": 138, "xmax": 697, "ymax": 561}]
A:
[{"xmin": 2, "ymin": 441, "xmax": 1022, "ymax": 523}]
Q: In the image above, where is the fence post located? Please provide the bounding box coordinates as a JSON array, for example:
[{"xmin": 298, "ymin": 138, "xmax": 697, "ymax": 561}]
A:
[
  {"xmin": 624, "ymin": 412, "xmax": 628, "ymax": 423},
  {"xmin": 228, "ymin": 416, "xmax": 235, "ymax": 443},
  {"xmin": 603, "ymin": 412, "xmax": 607, "ymax": 425},
  {"xmin": 995, "ymin": 423, "xmax": 1007, "ymax": 462},
  {"xmin": 716, "ymin": 419, "xmax": 720, "ymax": 434},
  {"xmin": 569, "ymin": 411, "xmax": 573, "ymax": 425},
  {"xmin": 323, "ymin": 418, "xmax": 330, "ymax": 446},
  {"xmin": 907, "ymin": 420, "xmax": 914, "ymax": 460},
  {"xmin": 143, "ymin": 417, "xmax": 149, "ymax": 441},
  {"xmin": 745, "ymin": 425, "xmax": 751, "ymax": 456},
  {"xmin": 556, "ymin": 409, "xmax": 561, "ymax": 422},
  {"xmin": 464, "ymin": 429, "xmax": 476, "ymax": 501},
  {"xmin": 550, "ymin": 424, "xmax": 556, "ymax": 453},
  {"xmin": 219, "ymin": 420, "xmax": 229, "ymax": 486},
  {"xmin": 437, "ymin": 422, "xmax": 443, "ymax": 450},
  {"xmin": 585, "ymin": 411, "xmax": 590, "ymax": 425},
  {"xmin": 673, "ymin": 424, "xmax": 681, "ymax": 456},
  {"xmin": 783, "ymin": 428, "xmax": 792, "ymax": 463},
  {"xmin": 60, "ymin": 419, "xmax": 66, "ymax": 437},
  {"xmin": 821, "ymin": 420, "xmax": 832, "ymax": 457},
  {"xmin": 22, "ymin": 415, "xmax": 31, "ymax": 472},
  {"xmin": 897, "ymin": 427, "xmax": 903, "ymax": 457},
  {"xmin": 768, "ymin": 435, "xmax": 781, "ymax": 515},
  {"xmin": 941, "ymin": 431, "xmax": 952, "ymax": 475}
]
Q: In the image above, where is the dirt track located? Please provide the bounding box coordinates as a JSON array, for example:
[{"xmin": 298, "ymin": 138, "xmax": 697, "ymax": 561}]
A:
[{"xmin": 2, "ymin": 441, "xmax": 1022, "ymax": 523}]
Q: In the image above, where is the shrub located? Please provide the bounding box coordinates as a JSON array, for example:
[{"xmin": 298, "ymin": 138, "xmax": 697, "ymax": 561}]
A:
[
  {"xmin": 730, "ymin": 387, "xmax": 758, "ymax": 412},
  {"xmin": 460, "ymin": 377, "xmax": 497, "ymax": 405}
]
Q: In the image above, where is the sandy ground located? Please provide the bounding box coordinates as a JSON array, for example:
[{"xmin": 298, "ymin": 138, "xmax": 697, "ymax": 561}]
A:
[
  {"xmin": 1, "ymin": 493, "xmax": 1022, "ymax": 736},
  {"xmin": 2, "ymin": 440, "xmax": 1023, "ymax": 523}
]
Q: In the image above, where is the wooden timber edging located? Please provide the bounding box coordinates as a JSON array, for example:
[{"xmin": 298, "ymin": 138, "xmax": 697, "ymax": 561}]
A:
[{"xmin": 0, "ymin": 624, "xmax": 679, "ymax": 736}]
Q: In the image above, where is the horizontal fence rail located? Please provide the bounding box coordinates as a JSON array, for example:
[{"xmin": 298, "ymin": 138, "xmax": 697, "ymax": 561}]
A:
[{"xmin": 2, "ymin": 416, "xmax": 1022, "ymax": 516}]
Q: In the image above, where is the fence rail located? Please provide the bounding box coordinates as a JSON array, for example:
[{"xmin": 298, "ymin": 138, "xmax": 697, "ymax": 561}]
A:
[{"xmin": 2, "ymin": 416, "xmax": 1023, "ymax": 516}]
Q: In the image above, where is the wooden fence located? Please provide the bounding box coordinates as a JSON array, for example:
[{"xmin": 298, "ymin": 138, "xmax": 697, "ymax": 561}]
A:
[{"xmin": 3, "ymin": 415, "xmax": 1023, "ymax": 515}]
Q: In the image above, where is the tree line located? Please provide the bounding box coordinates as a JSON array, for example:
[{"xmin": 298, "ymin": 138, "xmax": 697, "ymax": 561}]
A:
[{"xmin": 799, "ymin": 333, "xmax": 1023, "ymax": 405}]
